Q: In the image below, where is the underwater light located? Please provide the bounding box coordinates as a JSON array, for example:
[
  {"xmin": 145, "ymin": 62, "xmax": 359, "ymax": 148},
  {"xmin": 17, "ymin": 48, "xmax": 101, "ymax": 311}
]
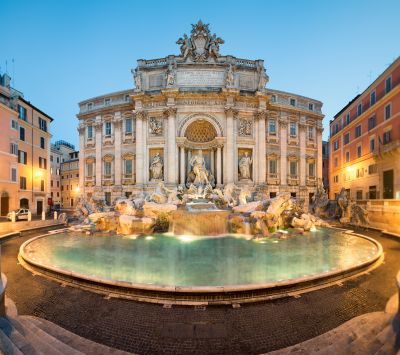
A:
[
  {"xmin": 179, "ymin": 235, "xmax": 195, "ymax": 243},
  {"xmin": 278, "ymin": 229, "xmax": 289, "ymax": 234},
  {"xmin": 310, "ymin": 226, "xmax": 317, "ymax": 232},
  {"xmin": 145, "ymin": 236, "xmax": 154, "ymax": 240}
]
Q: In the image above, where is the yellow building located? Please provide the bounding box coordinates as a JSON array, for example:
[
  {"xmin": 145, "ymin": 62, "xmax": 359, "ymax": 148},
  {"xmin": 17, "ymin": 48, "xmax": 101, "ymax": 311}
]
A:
[
  {"xmin": 0, "ymin": 73, "xmax": 53, "ymax": 215},
  {"xmin": 60, "ymin": 151, "xmax": 80, "ymax": 208}
]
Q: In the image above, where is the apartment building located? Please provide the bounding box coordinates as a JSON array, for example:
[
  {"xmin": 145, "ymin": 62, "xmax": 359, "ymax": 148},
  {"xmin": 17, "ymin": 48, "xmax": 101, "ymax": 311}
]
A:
[
  {"xmin": 60, "ymin": 150, "xmax": 79, "ymax": 208},
  {"xmin": 0, "ymin": 73, "xmax": 53, "ymax": 215},
  {"xmin": 329, "ymin": 57, "xmax": 400, "ymax": 200}
]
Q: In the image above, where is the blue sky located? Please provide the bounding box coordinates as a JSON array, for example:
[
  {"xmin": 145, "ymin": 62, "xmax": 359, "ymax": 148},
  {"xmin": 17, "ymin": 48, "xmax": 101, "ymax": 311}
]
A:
[{"xmin": 2, "ymin": 0, "xmax": 399, "ymax": 146}]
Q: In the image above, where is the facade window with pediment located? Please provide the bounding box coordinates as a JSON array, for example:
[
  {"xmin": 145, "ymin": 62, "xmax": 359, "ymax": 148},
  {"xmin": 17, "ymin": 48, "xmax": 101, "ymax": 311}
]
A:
[
  {"xmin": 268, "ymin": 119, "xmax": 276, "ymax": 135},
  {"xmin": 104, "ymin": 121, "xmax": 112, "ymax": 137}
]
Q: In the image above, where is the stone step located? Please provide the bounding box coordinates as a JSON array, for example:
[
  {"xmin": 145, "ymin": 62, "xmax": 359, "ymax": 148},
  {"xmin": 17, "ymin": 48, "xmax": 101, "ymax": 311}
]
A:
[
  {"xmin": 9, "ymin": 316, "xmax": 79, "ymax": 355},
  {"xmin": 0, "ymin": 317, "xmax": 37, "ymax": 354},
  {"xmin": 0, "ymin": 328, "xmax": 24, "ymax": 355},
  {"xmin": 23, "ymin": 315, "xmax": 132, "ymax": 354}
]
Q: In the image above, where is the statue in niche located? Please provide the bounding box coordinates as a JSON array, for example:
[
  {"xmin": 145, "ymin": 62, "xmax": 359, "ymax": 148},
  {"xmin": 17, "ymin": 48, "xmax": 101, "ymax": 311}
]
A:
[
  {"xmin": 134, "ymin": 68, "xmax": 142, "ymax": 91},
  {"xmin": 150, "ymin": 153, "xmax": 163, "ymax": 180},
  {"xmin": 189, "ymin": 150, "xmax": 209, "ymax": 186},
  {"xmin": 239, "ymin": 152, "xmax": 253, "ymax": 180},
  {"xmin": 149, "ymin": 117, "xmax": 162, "ymax": 135},
  {"xmin": 166, "ymin": 62, "xmax": 176, "ymax": 87},
  {"xmin": 238, "ymin": 118, "xmax": 252, "ymax": 136},
  {"xmin": 225, "ymin": 64, "xmax": 235, "ymax": 88}
]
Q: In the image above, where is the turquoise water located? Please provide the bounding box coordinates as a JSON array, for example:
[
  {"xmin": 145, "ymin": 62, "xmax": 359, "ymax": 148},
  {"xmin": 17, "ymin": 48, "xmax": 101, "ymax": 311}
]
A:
[{"xmin": 23, "ymin": 229, "xmax": 379, "ymax": 287}]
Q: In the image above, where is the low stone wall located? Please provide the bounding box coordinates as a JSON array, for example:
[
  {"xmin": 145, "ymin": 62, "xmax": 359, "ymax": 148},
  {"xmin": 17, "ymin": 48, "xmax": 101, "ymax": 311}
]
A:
[
  {"xmin": 0, "ymin": 219, "xmax": 63, "ymax": 235},
  {"xmin": 356, "ymin": 200, "xmax": 400, "ymax": 236}
]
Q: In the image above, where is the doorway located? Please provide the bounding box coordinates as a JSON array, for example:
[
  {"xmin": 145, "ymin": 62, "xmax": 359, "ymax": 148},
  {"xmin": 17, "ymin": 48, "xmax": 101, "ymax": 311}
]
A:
[
  {"xmin": 36, "ymin": 200, "xmax": 43, "ymax": 216},
  {"xmin": 383, "ymin": 170, "xmax": 394, "ymax": 199},
  {"xmin": 1, "ymin": 192, "xmax": 9, "ymax": 215}
]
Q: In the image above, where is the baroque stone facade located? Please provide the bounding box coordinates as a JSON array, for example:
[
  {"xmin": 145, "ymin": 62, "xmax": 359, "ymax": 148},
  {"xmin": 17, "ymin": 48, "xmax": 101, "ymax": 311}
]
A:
[{"xmin": 77, "ymin": 21, "xmax": 324, "ymax": 205}]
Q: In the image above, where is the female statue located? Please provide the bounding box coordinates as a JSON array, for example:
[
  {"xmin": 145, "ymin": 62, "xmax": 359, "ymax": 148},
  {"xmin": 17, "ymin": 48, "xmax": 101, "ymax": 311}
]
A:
[
  {"xmin": 150, "ymin": 153, "xmax": 163, "ymax": 180},
  {"xmin": 239, "ymin": 152, "xmax": 252, "ymax": 180}
]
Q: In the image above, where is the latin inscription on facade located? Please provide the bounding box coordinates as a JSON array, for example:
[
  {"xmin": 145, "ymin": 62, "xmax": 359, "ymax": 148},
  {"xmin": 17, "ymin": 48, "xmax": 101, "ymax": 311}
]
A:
[
  {"xmin": 239, "ymin": 74, "xmax": 254, "ymax": 89},
  {"xmin": 149, "ymin": 74, "xmax": 163, "ymax": 88},
  {"xmin": 176, "ymin": 70, "xmax": 225, "ymax": 87}
]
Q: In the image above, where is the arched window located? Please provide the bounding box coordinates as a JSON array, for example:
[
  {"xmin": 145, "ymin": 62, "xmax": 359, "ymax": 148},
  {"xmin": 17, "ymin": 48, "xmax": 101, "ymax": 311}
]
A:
[{"xmin": 20, "ymin": 198, "xmax": 29, "ymax": 209}]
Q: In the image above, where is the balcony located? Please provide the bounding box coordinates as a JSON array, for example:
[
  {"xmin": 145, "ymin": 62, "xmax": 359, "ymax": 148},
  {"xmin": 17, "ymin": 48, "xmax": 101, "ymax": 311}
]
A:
[
  {"xmin": 267, "ymin": 173, "xmax": 279, "ymax": 185},
  {"xmin": 306, "ymin": 176, "xmax": 317, "ymax": 187},
  {"xmin": 307, "ymin": 139, "xmax": 317, "ymax": 148},
  {"xmin": 85, "ymin": 137, "xmax": 95, "ymax": 148},
  {"xmin": 287, "ymin": 175, "xmax": 299, "ymax": 186},
  {"xmin": 122, "ymin": 173, "xmax": 136, "ymax": 185},
  {"xmin": 102, "ymin": 174, "xmax": 114, "ymax": 186},
  {"xmin": 103, "ymin": 135, "xmax": 114, "ymax": 146},
  {"xmin": 380, "ymin": 139, "xmax": 400, "ymax": 157},
  {"xmin": 85, "ymin": 176, "xmax": 95, "ymax": 187}
]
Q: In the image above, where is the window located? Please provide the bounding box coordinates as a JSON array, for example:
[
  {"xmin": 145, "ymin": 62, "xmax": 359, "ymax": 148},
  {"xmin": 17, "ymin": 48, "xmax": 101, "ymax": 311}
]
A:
[
  {"xmin": 51, "ymin": 180, "xmax": 53, "ymax": 187},
  {"xmin": 357, "ymin": 103, "xmax": 362, "ymax": 116},
  {"xmin": 290, "ymin": 192, "xmax": 297, "ymax": 198},
  {"xmin": 355, "ymin": 125, "xmax": 362, "ymax": 138},
  {"xmin": 368, "ymin": 164, "xmax": 377, "ymax": 174},
  {"xmin": 370, "ymin": 91, "xmax": 376, "ymax": 106},
  {"xmin": 61, "ymin": 185, "xmax": 64, "ymax": 191},
  {"xmin": 356, "ymin": 190, "xmax": 363, "ymax": 200},
  {"xmin": 11, "ymin": 168, "xmax": 17, "ymax": 182},
  {"xmin": 19, "ymin": 126, "xmax": 25, "ymax": 141},
  {"xmin": 124, "ymin": 159, "xmax": 133, "ymax": 176},
  {"xmin": 57, "ymin": 192, "xmax": 59, "ymax": 197},
  {"xmin": 20, "ymin": 176, "xmax": 27, "ymax": 190},
  {"xmin": 345, "ymin": 151, "xmax": 350, "ymax": 162},
  {"xmin": 271, "ymin": 95, "xmax": 276, "ymax": 103},
  {"xmin": 370, "ymin": 138, "xmax": 375, "ymax": 153},
  {"xmin": 308, "ymin": 163, "xmax": 315, "ymax": 177},
  {"xmin": 369, "ymin": 186, "xmax": 377, "ymax": 199},
  {"xmin": 56, "ymin": 157, "xmax": 59, "ymax": 163},
  {"xmin": 385, "ymin": 76, "xmax": 392, "ymax": 93},
  {"xmin": 289, "ymin": 122, "xmax": 297, "ymax": 137},
  {"xmin": 290, "ymin": 98, "xmax": 296, "ymax": 106},
  {"xmin": 357, "ymin": 145, "xmax": 362, "ymax": 158},
  {"xmin": 344, "ymin": 132, "xmax": 350, "ymax": 145},
  {"xmin": 383, "ymin": 130, "xmax": 391, "ymax": 145},
  {"xmin": 87, "ymin": 125, "xmax": 93, "ymax": 139},
  {"xmin": 11, "ymin": 119, "xmax": 18, "ymax": 130},
  {"xmin": 385, "ymin": 103, "xmax": 391, "ymax": 120},
  {"xmin": 57, "ymin": 181, "xmax": 59, "ymax": 187},
  {"xmin": 39, "ymin": 117, "xmax": 47, "ymax": 132},
  {"xmin": 289, "ymin": 161, "xmax": 297, "ymax": 176},
  {"xmin": 10, "ymin": 143, "xmax": 18, "ymax": 155},
  {"xmin": 56, "ymin": 168, "xmax": 60, "ymax": 175},
  {"xmin": 50, "ymin": 155, "xmax": 53, "ymax": 162},
  {"xmin": 308, "ymin": 126, "xmax": 314, "ymax": 140},
  {"xmin": 87, "ymin": 102, "xmax": 93, "ymax": 110},
  {"xmin": 334, "ymin": 157, "xmax": 338, "ymax": 167},
  {"xmin": 18, "ymin": 150, "xmax": 27, "ymax": 164},
  {"xmin": 308, "ymin": 103, "xmax": 314, "ymax": 111},
  {"xmin": 368, "ymin": 116, "xmax": 376, "ymax": 130},
  {"xmin": 346, "ymin": 113, "xmax": 350, "ymax": 125},
  {"xmin": 356, "ymin": 168, "xmax": 364, "ymax": 178},
  {"xmin": 125, "ymin": 119, "xmax": 132, "ymax": 134},
  {"xmin": 269, "ymin": 159, "xmax": 277, "ymax": 174},
  {"xmin": 40, "ymin": 137, "xmax": 45, "ymax": 149},
  {"xmin": 125, "ymin": 94, "xmax": 130, "ymax": 102},
  {"xmin": 270, "ymin": 192, "xmax": 277, "ymax": 198},
  {"xmin": 104, "ymin": 98, "xmax": 111, "ymax": 106},
  {"xmin": 40, "ymin": 180, "xmax": 44, "ymax": 192},
  {"xmin": 334, "ymin": 123, "xmax": 339, "ymax": 134},
  {"xmin": 104, "ymin": 161, "xmax": 112, "ymax": 176},
  {"xmin": 105, "ymin": 122, "xmax": 112, "ymax": 136},
  {"xmin": 18, "ymin": 105, "xmax": 27, "ymax": 121},
  {"xmin": 39, "ymin": 157, "xmax": 47, "ymax": 169},
  {"xmin": 333, "ymin": 175, "xmax": 339, "ymax": 183},
  {"xmin": 269, "ymin": 120, "xmax": 276, "ymax": 135},
  {"xmin": 333, "ymin": 140, "xmax": 339, "ymax": 151}
]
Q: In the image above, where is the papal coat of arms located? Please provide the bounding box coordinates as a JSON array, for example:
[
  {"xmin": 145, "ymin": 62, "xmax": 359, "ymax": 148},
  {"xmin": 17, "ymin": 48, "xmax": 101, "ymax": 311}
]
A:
[{"xmin": 176, "ymin": 20, "xmax": 224, "ymax": 62}]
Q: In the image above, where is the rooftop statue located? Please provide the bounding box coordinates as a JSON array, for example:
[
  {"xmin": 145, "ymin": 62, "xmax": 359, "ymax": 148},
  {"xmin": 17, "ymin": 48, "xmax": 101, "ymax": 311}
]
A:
[{"xmin": 176, "ymin": 20, "xmax": 224, "ymax": 62}]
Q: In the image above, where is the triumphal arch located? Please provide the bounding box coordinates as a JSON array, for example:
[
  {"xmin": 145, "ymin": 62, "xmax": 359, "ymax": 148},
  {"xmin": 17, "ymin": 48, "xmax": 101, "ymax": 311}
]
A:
[{"xmin": 77, "ymin": 21, "xmax": 324, "ymax": 205}]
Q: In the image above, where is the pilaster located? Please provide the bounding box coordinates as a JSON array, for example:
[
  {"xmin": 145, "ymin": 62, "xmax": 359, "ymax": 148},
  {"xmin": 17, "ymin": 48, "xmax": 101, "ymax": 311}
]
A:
[{"xmin": 279, "ymin": 116, "xmax": 288, "ymax": 186}]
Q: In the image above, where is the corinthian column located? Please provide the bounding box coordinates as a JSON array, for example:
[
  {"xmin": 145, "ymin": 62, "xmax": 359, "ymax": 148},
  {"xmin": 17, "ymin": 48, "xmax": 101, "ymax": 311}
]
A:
[
  {"xmin": 224, "ymin": 107, "xmax": 237, "ymax": 184},
  {"xmin": 256, "ymin": 111, "xmax": 267, "ymax": 183},
  {"xmin": 279, "ymin": 117, "xmax": 288, "ymax": 186},
  {"xmin": 317, "ymin": 124, "xmax": 323, "ymax": 180},
  {"xmin": 94, "ymin": 117, "xmax": 102, "ymax": 187},
  {"xmin": 135, "ymin": 110, "xmax": 145, "ymax": 185},
  {"xmin": 165, "ymin": 107, "xmax": 177, "ymax": 185},
  {"xmin": 78, "ymin": 123, "xmax": 85, "ymax": 191},
  {"xmin": 114, "ymin": 112, "xmax": 122, "ymax": 187},
  {"xmin": 216, "ymin": 145, "xmax": 222, "ymax": 186},
  {"xmin": 180, "ymin": 146, "xmax": 185, "ymax": 186},
  {"xmin": 299, "ymin": 119, "xmax": 306, "ymax": 186}
]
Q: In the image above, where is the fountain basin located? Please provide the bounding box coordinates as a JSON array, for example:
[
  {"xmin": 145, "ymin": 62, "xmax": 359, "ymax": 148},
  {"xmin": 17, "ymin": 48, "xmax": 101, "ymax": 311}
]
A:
[{"xmin": 19, "ymin": 228, "xmax": 382, "ymax": 304}]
